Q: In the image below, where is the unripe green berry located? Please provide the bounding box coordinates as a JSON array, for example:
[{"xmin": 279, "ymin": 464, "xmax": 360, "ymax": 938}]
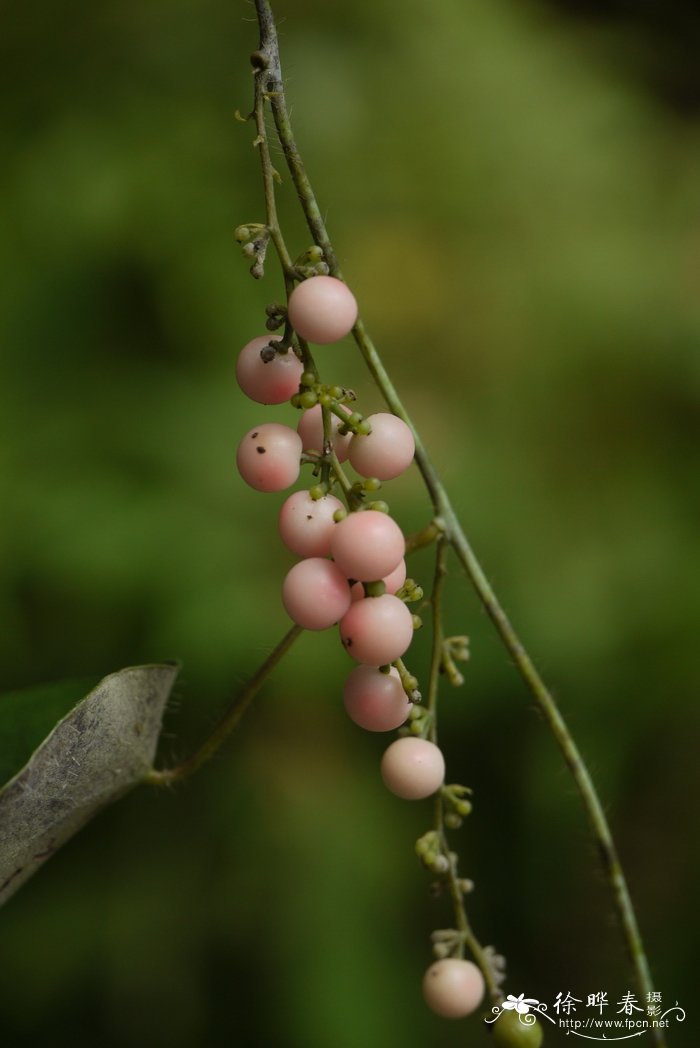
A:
[
  {"xmin": 491, "ymin": 1010, "xmax": 544, "ymax": 1048},
  {"xmin": 300, "ymin": 370, "xmax": 316, "ymax": 388},
  {"xmin": 290, "ymin": 393, "xmax": 303, "ymax": 409},
  {"xmin": 318, "ymin": 392, "xmax": 332, "ymax": 408},
  {"xmin": 329, "ymin": 385, "xmax": 343, "ymax": 400},
  {"xmin": 332, "ymin": 508, "xmax": 348, "ymax": 523},
  {"xmin": 309, "ymin": 484, "xmax": 327, "ymax": 501},
  {"xmin": 364, "ymin": 580, "xmax": 387, "ymax": 598},
  {"xmin": 363, "ymin": 476, "xmax": 382, "ymax": 492},
  {"xmin": 299, "ymin": 390, "xmax": 318, "ymax": 409},
  {"xmin": 366, "ymin": 500, "xmax": 389, "ymax": 514},
  {"xmin": 356, "ymin": 419, "xmax": 372, "ymax": 436}
]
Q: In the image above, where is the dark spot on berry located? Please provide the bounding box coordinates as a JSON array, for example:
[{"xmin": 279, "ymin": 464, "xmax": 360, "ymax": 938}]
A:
[
  {"xmin": 306, "ymin": 514, "xmax": 313, "ymax": 520},
  {"xmin": 344, "ymin": 637, "xmax": 353, "ymax": 648},
  {"xmin": 251, "ymin": 431, "xmax": 259, "ymax": 438},
  {"xmin": 256, "ymin": 446, "xmax": 266, "ymax": 454}
]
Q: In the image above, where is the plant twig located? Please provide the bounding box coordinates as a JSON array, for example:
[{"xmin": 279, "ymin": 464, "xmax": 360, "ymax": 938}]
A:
[
  {"xmin": 427, "ymin": 537, "xmax": 503, "ymax": 1002},
  {"xmin": 251, "ymin": 3, "xmax": 662, "ymax": 1040},
  {"xmin": 145, "ymin": 624, "xmax": 302, "ymax": 786}
]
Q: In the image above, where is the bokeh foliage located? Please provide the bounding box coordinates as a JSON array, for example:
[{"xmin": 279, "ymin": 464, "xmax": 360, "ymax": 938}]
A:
[{"xmin": 1, "ymin": 0, "xmax": 698, "ymax": 1045}]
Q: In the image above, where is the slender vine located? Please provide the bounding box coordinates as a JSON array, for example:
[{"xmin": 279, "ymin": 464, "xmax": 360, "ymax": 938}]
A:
[
  {"xmin": 147, "ymin": 4, "xmax": 665, "ymax": 1044},
  {"xmin": 249, "ymin": 7, "xmax": 661, "ymax": 1041},
  {"xmin": 144, "ymin": 623, "xmax": 301, "ymax": 786}
]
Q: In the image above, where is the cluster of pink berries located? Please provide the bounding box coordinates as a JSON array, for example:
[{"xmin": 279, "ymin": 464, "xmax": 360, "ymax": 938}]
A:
[
  {"xmin": 234, "ymin": 278, "xmax": 442, "ymax": 782},
  {"xmin": 235, "ymin": 274, "xmax": 485, "ymax": 1023}
]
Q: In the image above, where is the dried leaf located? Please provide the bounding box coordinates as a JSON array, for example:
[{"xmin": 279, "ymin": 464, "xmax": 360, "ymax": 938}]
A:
[{"xmin": 0, "ymin": 663, "xmax": 178, "ymax": 905}]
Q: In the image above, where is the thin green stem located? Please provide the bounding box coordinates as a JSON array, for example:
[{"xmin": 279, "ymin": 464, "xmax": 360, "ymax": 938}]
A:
[
  {"xmin": 404, "ymin": 519, "xmax": 442, "ymax": 555},
  {"xmin": 426, "ymin": 537, "xmax": 448, "ymax": 727},
  {"xmin": 251, "ymin": 52, "xmax": 294, "ymax": 286},
  {"xmin": 428, "ymin": 539, "xmax": 501, "ymax": 1002},
  {"xmin": 145, "ymin": 624, "xmax": 302, "ymax": 786},
  {"xmin": 251, "ymin": 3, "xmax": 662, "ymax": 1040},
  {"xmin": 436, "ymin": 794, "xmax": 503, "ymax": 1005}
]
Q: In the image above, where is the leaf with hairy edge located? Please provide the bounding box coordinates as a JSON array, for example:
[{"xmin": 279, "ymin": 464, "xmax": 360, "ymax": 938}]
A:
[{"xmin": 0, "ymin": 663, "xmax": 178, "ymax": 906}]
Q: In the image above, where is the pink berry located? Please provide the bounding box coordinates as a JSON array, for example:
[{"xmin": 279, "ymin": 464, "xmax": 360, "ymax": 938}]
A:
[
  {"xmin": 297, "ymin": 403, "xmax": 352, "ymax": 463},
  {"xmin": 236, "ymin": 335, "xmax": 303, "ymax": 404},
  {"xmin": 282, "ymin": 558, "xmax": 352, "ymax": 631},
  {"xmin": 421, "ymin": 958, "xmax": 485, "ymax": 1019},
  {"xmin": 343, "ymin": 666, "xmax": 412, "ymax": 732},
  {"xmin": 380, "ymin": 737, "xmax": 445, "ymax": 800},
  {"xmin": 351, "ymin": 558, "xmax": 406, "ymax": 601},
  {"xmin": 339, "ymin": 594, "xmax": 414, "ymax": 665},
  {"xmin": 348, "ymin": 413, "xmax": 415, "ymax": 481},
  {"xmin": 278, "ymin": 490, "xmax": 344, "ymax": 558},
  {"xmin": 330, "ymin": 511, "xmax": 405, "ymax": 582},
  {"xmin": 236, "ymin": 423, "xmax": 302, "ymax": 492},
  {"xmin": 287, "ymin": 275, "xmax": 358, "ymax": 344}
]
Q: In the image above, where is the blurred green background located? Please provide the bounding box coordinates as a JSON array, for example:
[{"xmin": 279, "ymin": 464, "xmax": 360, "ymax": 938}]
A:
[{"xmin": 1, "ymin": 0, "xmax": 698, "ymax": 1045}]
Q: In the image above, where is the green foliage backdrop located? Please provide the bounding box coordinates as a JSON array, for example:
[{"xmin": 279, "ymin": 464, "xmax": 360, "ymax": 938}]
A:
[{"xmin": 1, "ymin": 1, "xmax": 698, "ymax": 1045}]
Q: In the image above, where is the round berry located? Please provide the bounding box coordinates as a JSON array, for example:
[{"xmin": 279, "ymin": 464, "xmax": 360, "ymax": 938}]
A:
[
  {"xmin": 343, "ymin": 666, "xmax": 412, "ymax": 732},
  {"xmin": 282, "ymin": 558, "xmax": 352, "ymax": 631},
  {"xmin": 236, "ymin": 336, "xmax": 303, "ymax": 404},
  {"xmin": 348, "ymin": 413, "xmax": 416, "ymax": 481},
  {"xmin": 491, "ymin": 1010, "xmax": 544, "ymax": 1048},
  {"xmin": 236, "ymin": 424, "xmax": 302, "ymax": 492},
  {"xmin": 287, "ymin": 275, "xmax": 358, "ymax": 344},
  {"xmin": 297, "ymin": 403, "xmax": 352, "ymax": 462},
  {"xmin": 330, "ymin": 511, "xmax": 404, "ymax": 582},
  {"xmin": 278, "ymin": 490, "xmax": 344, "ymax": 558},
  {"xmin": 339, "ymin": 594, "xmax": 414, "ymax": 665},
  {"xmin": 380, "ymin": 737, "xmax": 445, "ymax": 800},
  {"xmin": 421, "ymin": 958, "xmax": 485, "ymax": 1019}
]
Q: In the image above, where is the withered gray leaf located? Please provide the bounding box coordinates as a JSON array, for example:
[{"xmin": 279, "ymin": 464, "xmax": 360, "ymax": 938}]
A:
[{"xmin": 0, "ymin": 663, "xmax": 178, "ymax": 906}]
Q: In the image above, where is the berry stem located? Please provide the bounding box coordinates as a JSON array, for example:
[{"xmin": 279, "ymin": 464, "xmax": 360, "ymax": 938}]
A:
[
  {"xmin": 251, "ymin": 2, "xmax": 662, "ymax": 1040},
  {"xmin": 144, "ymin": 623, "xmax": 302, "ymax": 786},
  {"xmin": 426, "ymin": 535, "xmax": 449, "ymax": 731},
  {"xmin": 433, "ymin": 789, "xmax": 503, "ymax": 1005},
  {"xmin": 427, "ymin": 535, "xmax": 502, "ymax": 1002}
]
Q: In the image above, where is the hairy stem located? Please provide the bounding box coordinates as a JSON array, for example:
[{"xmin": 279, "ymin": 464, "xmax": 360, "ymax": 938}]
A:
[
  {"xmin": 145, "ymin": 624, "xmax": 302, "ymax": 786},
  {"xmin": 426, "ymin": 536, "xmax": 448, "ymax": 728},
  {"xmin": 252, "ymin": 2, "xmax": 662, "ymax": 1039}
]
